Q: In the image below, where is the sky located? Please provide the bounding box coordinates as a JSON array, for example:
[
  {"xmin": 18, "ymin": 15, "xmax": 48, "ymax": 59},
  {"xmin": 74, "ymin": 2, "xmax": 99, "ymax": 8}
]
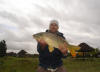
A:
[{"xmin": 0, "ymin": 0, "xmax": 100, "ymax": 54}]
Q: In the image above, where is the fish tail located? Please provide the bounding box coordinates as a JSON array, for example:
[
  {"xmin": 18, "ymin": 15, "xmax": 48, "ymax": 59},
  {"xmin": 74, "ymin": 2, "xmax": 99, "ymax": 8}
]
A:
[{"xmin": 68, "ymin": 46, "xmax": 80, "ymax": 57}]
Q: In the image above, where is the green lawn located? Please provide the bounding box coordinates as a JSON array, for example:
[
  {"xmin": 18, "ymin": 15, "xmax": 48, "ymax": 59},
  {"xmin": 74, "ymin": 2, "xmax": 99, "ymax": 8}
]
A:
[{"xmin": 0, "ymin": 56, "xmax": 100, "ymax": 72}]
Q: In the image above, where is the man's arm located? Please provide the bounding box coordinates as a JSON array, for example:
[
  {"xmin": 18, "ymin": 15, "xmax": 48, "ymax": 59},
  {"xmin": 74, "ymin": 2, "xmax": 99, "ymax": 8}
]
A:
[
  {"xmin": 58, "ymin": 32, "xmax": 68, "ymax": 58},
  {"xmin": 53, "ymin": 48, "xmax": 68, "ymax": 58},
  {"xmin": 62, "ymin": 52, "xmax": 68, "ymax": 58},
  {"xmin": 59, "ymin": 47, "xmax": 68, "ymax": 58},
  {"xmin": 37, "ymin": 39, "xmax": 48, "ymax": 53},
  {"xmin": 37, "ymin": 42, "xmax": 43, "ymax": 53}
]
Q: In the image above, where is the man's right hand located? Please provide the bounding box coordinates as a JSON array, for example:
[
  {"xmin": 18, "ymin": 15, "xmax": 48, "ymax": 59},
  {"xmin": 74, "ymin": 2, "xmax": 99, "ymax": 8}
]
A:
[{"xmin": 38, "ymin": 39, "xmax": 47, "ymax": 49}]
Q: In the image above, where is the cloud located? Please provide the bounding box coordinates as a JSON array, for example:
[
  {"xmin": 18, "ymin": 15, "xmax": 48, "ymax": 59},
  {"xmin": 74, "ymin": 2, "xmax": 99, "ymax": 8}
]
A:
[{"xmin": 0, "ymin": 0, "xmax": 100, "ymax": 54}]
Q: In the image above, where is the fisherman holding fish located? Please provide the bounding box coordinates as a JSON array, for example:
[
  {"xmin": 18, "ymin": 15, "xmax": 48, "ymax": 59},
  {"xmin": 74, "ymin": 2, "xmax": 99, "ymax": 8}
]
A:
[{"xmin": 34, "ymin": 20, "xmax": 68, "ymax": 72}]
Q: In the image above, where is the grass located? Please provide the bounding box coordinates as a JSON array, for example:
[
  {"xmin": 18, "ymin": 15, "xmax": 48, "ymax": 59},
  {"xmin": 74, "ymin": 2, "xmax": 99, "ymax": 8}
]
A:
[{"xmin": 0, "ymin": 56, "xmax": 100, "ymax": 72}]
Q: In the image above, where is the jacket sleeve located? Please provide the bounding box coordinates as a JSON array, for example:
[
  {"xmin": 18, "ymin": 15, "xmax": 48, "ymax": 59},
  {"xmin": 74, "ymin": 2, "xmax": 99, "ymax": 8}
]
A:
[
  {"xmin": 53, "ymin": 48, "xmax": 68, "ymax": 58},
  {"xmin": 37, "ymin": 42, "xmax": 48, "ymax": 53},
  {"xmin": 58, "ymin": 48, "xmax": 68, "ymax": 58},
  {"xmin": 62, "ymin": 52, "xmax": 68, "ymax": 58},
  {"xmin": 37, "ymin": 42, "xmax": 44, "ymax": 53}
]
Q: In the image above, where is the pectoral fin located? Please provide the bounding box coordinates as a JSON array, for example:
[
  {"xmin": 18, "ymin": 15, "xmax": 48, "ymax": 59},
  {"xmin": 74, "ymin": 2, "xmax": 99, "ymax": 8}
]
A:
[{"xmin": 48, "ymin": 45, "xmax": 54, "ymax": 52}]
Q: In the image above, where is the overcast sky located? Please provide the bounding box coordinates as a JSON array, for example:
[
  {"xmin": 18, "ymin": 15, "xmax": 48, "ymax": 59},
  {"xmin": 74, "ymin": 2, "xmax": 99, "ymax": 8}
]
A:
[{"xmin": 0, "ymin": 0, "xmax": 100, "ymax": 54}]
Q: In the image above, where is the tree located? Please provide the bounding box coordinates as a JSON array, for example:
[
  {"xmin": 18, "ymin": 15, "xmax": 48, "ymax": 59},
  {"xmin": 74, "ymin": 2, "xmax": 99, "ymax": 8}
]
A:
[
  {"xmin": 17, "ymin": 50, "xmax": 27, "ymax": 57},
  {"xmin": 0, "ymin": 40, "xmax": 7, "ymax": 57},
  {"xmin": 7, "ymin": 52, "xmax": 17, "ymax": 57},
  {"xmin": 94, "ymin": 48, "xmax": 100, "ymax": 58}
]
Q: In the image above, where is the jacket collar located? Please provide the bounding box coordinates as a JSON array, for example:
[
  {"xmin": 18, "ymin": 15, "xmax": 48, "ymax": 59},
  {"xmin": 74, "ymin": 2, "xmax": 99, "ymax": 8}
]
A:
[{"xmin": 46, "ymin": 29, "xmax": 59, "ymax": 35}]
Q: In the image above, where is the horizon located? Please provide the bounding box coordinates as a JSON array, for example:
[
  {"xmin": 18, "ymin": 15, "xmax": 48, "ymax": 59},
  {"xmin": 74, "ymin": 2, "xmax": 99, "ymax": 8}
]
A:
[{"xmin": 0, "ymin": 0, "xmax": 100, "ymax": 54}]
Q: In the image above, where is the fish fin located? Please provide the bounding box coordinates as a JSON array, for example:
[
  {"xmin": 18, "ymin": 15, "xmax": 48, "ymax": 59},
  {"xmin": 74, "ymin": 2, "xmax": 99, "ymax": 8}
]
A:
[{"xmin": 48, "ymin": 45, "xmax": 54, "ymax": 52}]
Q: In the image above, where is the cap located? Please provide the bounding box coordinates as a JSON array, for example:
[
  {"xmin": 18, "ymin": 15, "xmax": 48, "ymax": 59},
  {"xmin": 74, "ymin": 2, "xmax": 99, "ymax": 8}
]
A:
[{"xmin": 50, "ymin": 20, "xmax": 59, "ymax": 26}]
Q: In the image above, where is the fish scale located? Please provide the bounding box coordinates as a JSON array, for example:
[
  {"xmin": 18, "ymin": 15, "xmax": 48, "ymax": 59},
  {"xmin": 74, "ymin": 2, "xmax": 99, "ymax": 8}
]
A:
[{"xmin": 33, "ymin": 32, "xmax": 80, "ymax": 57}]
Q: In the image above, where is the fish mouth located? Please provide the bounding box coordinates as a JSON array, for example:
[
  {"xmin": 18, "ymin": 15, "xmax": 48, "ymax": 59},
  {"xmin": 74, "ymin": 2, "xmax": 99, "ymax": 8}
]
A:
[
  {"xmin": 33, "ymin": 35, "xmax": 36, "ymax": 38},
  {"xmin": 33, "ymin": 35, "xmax": 40, "ymax": 41}
]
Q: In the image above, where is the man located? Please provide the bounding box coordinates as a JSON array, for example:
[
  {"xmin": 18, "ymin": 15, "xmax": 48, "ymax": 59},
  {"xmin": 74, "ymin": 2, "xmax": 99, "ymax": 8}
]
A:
[{"xmin": 37, "ymin": 20, "xmax": 68, "ymax": 72}]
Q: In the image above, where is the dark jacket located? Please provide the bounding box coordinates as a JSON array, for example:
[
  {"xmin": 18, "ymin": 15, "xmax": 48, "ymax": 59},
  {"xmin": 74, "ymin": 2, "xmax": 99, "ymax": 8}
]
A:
[{"xmin": 37, "ymin": 30, "xmax": 67, "ymax": 69}]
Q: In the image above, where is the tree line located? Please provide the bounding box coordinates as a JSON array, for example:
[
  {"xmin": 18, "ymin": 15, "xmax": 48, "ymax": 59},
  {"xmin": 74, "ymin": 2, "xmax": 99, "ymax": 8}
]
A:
[{"xmin": 0, "ymin": 40, "xmax": 100, "ymax": 58}]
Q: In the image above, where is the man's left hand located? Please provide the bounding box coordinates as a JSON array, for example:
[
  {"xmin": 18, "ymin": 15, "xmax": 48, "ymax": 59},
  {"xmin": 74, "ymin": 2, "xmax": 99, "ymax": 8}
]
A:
[{"xmin": 58, "ymin": 43, "xmax": 68, "ymax": 55}]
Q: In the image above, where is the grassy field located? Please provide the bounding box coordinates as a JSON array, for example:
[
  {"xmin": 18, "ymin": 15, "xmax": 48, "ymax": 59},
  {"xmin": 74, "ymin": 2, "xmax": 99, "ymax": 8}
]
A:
[{"xmin": 0, "ymin": 56, "xmax": 100, "ymax": 72}]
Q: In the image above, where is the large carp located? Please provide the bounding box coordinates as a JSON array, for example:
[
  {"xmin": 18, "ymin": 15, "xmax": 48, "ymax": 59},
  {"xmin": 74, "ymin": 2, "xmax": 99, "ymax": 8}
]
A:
[{"xmin": 33, "ymin": 32, "xmax": 80, "ymax": 57}]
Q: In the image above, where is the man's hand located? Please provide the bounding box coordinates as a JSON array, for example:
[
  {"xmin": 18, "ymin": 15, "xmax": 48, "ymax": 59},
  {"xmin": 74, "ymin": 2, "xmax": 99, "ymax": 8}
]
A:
[
  {"xmin": 59, "ymin": 43, "xmax": 68, "ymax": 55},
  {"xmin": 38, "ymin": 38, "xmax": 47, "ymax": 49}
]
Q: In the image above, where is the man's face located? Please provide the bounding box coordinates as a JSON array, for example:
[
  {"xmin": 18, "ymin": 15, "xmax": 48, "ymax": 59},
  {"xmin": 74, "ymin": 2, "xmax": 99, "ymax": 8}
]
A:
[{"xmin": 49, "ymin": 23, "xmax": 59, "ymax": 33}]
